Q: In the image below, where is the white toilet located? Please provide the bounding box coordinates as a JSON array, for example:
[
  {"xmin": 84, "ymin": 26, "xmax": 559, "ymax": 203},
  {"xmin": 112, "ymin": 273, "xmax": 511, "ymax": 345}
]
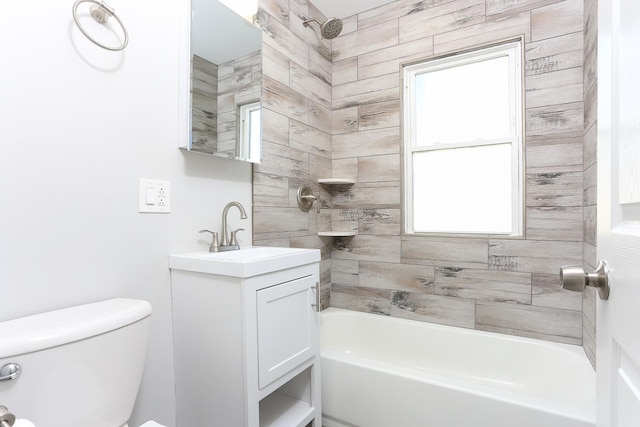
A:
[{"xmin": 0, "ymin": 298, "xmax": 166, "ymax": 427}]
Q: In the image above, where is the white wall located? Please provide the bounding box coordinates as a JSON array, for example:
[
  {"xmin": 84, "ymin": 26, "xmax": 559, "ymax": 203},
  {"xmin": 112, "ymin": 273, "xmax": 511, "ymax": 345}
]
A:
[{"xmin": 0, "ymin": 1, "xmax": 253, "ymax": 425}]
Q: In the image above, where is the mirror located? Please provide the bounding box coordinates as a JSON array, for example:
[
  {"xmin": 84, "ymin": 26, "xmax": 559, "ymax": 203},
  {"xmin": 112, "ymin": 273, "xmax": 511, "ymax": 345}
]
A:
[{"xmin": 181, "ymin": 0, "xmax": 262, "ymax": 163}]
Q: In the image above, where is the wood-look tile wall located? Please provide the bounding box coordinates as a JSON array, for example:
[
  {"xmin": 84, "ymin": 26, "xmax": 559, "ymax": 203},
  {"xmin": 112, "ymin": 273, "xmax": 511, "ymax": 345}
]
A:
[
  {"xmin": 582, "ymin": 0, "xmax": 597, "ymax": 368},
  {"xmin": 328, "ymin": 0, "xmax": 586, "ymax": 346},
  {"xmin": 254, "ymin": 0, "xmax": 334, "ymax": 306},
  {"xmin": 253, "ymin": 0, "xmax": 595, "ymax": 350},
  {"xmin": 191, "ymin": 50, "xmax": 261, "ymax": 157},
  {"xmin": 191, "ymin": 55, "xmax": 218, "ymax": 153},
  {"xmin": 218, "ymin": 50, "xmax": 262, "ymax": 157}
]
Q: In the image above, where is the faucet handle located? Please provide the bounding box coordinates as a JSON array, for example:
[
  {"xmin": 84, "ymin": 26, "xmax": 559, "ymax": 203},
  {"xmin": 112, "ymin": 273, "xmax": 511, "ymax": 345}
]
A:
[
  {"xmin": 0, "ymin": 406, "xmax": 16, "ymax": 427},
  {"xmin": 199, "ymin": 229, "xmax": 220, "ymax": 252},
  {"xmin": 229, "ymin": 228, "xmax": 245, "ymax": 246}
]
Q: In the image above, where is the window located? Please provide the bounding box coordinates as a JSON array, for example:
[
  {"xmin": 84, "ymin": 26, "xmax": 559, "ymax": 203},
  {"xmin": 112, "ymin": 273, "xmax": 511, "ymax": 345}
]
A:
[
  {"xmin": 238, "ymin": 101, "xmax": 261, "ymax": 162},
  {"xmin": 403, "ymin": 41, "xmax": 523, "ymax": 236}
]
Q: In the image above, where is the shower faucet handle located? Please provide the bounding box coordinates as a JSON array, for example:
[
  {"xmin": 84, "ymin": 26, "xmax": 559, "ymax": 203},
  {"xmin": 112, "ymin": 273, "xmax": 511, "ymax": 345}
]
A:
[{"xmin": 296, "ymin": 185, "xmax": 320, "ymax": 214}]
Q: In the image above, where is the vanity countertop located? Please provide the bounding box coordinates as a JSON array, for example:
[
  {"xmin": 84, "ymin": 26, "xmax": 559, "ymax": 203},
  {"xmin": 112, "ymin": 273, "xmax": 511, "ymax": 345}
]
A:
[{"xmin": 169, "ymin": 246, "xmax": 321, "ymax": 278}]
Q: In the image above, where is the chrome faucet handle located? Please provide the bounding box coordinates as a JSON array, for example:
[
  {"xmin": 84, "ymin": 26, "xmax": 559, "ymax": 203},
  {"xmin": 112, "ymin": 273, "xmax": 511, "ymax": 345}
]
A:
[
  {"xmin": 0, "ymin": 406, "xmax": 16, "ymax": 427},
  {"xmin": 199, "ymin": 229, "xmax": 220, "ymax": 252},
  {"xmin": 0, "ymin": 364, "xmax": 20, "ymax": 382},
  {"xmin": 229, "ymin": 228, "xmax": 245, "ymax": 246}
]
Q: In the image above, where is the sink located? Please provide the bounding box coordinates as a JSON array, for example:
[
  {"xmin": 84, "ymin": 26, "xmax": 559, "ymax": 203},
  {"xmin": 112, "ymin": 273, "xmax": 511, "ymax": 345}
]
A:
[
  {"xmin": 194, "ymin": 246, "xmax": 305, "ymax": 262},
  {"xmin": 169, "ymin": 246, "xmax": 321, "ymax": 278}
]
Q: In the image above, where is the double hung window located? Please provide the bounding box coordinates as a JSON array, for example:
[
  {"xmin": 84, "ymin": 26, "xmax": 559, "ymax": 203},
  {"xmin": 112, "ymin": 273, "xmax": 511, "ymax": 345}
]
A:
[{"xmin": 403, "ymin": 41, "xmax": 523, "ymax": 236}]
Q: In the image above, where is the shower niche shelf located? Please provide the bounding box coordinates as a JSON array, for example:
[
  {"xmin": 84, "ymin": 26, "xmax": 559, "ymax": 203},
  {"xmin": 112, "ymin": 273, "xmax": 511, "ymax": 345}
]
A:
[
  {"xmin": 318, "ymin": 231, "xmax": 357, "ymax": 237},
  {"xmin": 317, "ymin": 178, "xmax": 355, "ymax": 238},
  {"xmin": 317, "ymin": 178, "xmax": 355, "ymax": 185}
]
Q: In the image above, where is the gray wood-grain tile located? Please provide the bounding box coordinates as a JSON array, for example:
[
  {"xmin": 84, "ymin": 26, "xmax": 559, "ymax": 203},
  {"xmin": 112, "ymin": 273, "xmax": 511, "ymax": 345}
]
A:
[
  {"xmin": 531, "ymin": 0, "xmax": 583, "ymax": 42},
  {"xmin": 435, "ymin": 267, "xmax": 532, "ymax": 304},
  {"xmin": 476, "ymin": 301, "xmax": 582, "ymax": 344},
  {"xmin": 532, "ymin": 273, "xmax": 582, "ymax": 310},
  {"xmin": 390, "ymin": 292, "xmax": 476, "ymax": 329},
  {"xmin": 402, "ymin": 236, "xmax": 489, "ymax": 268},
  {"xmin": 489, "ymin": 239, "xmax": 582, "ymax": 274},
  {"xmin": 332, "ymin": 235, "xmax": 402, "ymax": 263},
  {"xmin": 331, "ymin": 284, "xmax": 392, "ymax": 315},
  {"xmin": 360, "ymin": 261, "xmax": 435, "ymax": 292}
]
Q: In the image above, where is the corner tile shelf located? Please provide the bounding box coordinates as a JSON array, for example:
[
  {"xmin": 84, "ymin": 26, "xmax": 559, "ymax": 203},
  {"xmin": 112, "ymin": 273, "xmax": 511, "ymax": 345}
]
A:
[
  {"xmin": 317, "ymin": 231, "xmax": 357, "ymax": 237},
  {"xmin": 317, "ymin": 178, "xmax": 355, "ymax": 185},
  {"xmin": 317, "ymin": 179, "xmax": 356, "ymax": 237}
]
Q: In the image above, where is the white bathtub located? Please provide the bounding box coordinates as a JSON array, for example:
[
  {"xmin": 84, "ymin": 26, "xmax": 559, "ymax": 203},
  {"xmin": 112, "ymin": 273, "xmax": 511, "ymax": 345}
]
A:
[{"xmin": 321, "ymin": 308, "xmax": 596, "ymax": 427}]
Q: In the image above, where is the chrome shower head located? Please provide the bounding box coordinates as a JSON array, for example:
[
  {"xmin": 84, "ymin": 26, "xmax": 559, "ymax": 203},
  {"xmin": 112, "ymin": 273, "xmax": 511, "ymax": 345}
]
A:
[{"xmin": 302, "ymin": 16, "xmax": 343, "ymax": 39}]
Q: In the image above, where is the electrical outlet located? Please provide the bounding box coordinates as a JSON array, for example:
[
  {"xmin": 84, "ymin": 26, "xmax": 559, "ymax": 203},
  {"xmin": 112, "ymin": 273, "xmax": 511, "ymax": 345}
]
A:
[{"xmin": 139, "ymin": 179, "xmax": 171, "ymax": 213}]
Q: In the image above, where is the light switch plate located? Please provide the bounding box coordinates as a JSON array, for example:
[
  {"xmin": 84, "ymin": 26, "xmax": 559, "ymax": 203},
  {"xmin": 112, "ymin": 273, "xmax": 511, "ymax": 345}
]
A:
[{"xmin": 139, "ymin": 179, "xmax": 171, "ymax": 213}]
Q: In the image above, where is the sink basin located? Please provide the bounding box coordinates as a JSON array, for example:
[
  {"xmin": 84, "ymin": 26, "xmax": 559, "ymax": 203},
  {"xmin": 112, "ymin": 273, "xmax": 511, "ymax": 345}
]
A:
[
  {"xmin": 193, "ymin": 246, "xmax": 305, "ymax": 262},
  {"xmin": 169, "ymin": 246, "xmax": 321, "ymax": 278}
]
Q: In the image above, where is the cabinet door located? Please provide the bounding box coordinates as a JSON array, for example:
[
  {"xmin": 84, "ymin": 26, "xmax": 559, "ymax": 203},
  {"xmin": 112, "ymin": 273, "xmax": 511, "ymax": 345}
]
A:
[{"xmin": 256, "ymin": 275, "xmax": 317, "ymax": 389}]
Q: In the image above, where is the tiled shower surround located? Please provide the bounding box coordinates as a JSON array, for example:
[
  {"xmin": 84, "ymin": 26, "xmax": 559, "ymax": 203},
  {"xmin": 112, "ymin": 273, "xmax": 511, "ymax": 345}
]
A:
[{"xmin": 254, "ymin": 0, "xmax": 596, "ymax": 365}]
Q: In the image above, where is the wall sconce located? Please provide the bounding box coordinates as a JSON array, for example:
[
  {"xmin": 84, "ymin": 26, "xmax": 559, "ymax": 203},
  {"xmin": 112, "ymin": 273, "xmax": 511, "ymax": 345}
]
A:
[{"xmin": 219, "ymin": 0, "xmax": 258, "ymax": 21}]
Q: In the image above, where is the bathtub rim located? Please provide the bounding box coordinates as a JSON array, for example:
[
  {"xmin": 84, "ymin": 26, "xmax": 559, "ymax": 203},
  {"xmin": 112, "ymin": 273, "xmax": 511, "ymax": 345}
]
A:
[
  {"xmin": 321, "ymin": 307, "xmax": 592, "ymax": 361},
  {"xmin": 320, "ymin": 307, "xmax": 596, "ymax": 425}
]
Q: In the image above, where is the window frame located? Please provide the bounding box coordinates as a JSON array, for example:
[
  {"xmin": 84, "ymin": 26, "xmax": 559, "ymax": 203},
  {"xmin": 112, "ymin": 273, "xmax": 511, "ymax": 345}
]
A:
[
  {"xmin": 238, "ymin": 101, "xmax": 261, "ymax": 162},
  {"xmin": 402, "ymin": 40, "xmax": 524, "ymax": 237}
]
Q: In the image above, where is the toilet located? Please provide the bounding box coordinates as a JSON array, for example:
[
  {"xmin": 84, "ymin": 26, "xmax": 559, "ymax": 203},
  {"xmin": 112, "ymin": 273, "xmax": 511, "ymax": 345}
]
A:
[{"xmin": 0, "ymin": 298, "xmax": 166, "ymax": 427}]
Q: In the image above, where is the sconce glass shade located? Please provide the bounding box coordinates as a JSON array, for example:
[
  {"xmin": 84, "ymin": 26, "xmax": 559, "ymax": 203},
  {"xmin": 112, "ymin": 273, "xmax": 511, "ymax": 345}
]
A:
[{"xmin": 219, "ymin": 0, "xmax": 258, "ymax": 19}]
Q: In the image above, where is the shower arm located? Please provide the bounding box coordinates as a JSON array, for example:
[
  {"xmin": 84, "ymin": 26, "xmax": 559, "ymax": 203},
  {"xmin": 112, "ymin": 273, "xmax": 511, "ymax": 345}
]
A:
[{"xmin": 302, "ymin": 17, "xmax": 322, "ymax": 28}]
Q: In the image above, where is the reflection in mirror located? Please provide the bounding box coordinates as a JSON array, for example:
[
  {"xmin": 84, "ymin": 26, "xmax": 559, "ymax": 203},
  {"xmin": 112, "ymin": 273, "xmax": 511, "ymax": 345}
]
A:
[{"xmin": 187, "ymin": 0, "xmax": 262, "ymax": 163}]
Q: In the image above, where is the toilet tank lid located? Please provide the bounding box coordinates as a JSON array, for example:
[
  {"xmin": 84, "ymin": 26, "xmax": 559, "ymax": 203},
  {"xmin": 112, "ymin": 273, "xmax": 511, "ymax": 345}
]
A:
[{"xmin": 0, "ymin": 298, "xmax": 152, "ymax": 359}]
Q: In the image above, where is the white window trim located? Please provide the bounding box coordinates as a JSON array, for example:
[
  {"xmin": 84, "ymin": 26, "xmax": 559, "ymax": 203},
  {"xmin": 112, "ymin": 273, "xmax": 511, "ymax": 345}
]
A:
[
  {"xmin": 402, "ymin": 40, "xmax": 524, "ymax": 237},
  {"xmin": 238, "ymin": 101, "xmax": 261, "ymax": 161}
]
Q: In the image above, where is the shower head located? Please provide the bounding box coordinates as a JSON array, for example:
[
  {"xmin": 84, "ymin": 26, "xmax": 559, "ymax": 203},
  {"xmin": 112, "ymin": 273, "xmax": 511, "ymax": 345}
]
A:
[{"xmin": 302, "ymin": 16, "xmax": 343, "ymax": 39}]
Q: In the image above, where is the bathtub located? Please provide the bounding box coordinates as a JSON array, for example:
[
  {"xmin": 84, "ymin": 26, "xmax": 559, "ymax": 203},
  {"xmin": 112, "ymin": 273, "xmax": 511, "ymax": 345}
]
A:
[{"xmin": 321, "ymin": 308, "xmax": 596, "ymax": 427}]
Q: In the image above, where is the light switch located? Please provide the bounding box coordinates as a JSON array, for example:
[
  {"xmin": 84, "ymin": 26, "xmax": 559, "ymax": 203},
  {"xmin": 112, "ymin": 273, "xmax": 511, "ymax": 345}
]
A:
[
  {"xmin": 145, "ymin": 187, "xmax": 155, "ymax": 205},
  {"xmin": 139, "ymin": 179, "xmax": 171, "ymax": 213}
]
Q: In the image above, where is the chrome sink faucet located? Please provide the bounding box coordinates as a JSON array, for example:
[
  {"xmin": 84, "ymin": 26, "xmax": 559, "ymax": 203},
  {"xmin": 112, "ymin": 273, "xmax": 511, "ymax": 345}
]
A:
[
  {"xmin": 200, "ymin": 201, "xmax": 248, "ymax": 252},
  {"xmin": 221, "ymin": 201, "xmax": 248, "ymax": 248}
]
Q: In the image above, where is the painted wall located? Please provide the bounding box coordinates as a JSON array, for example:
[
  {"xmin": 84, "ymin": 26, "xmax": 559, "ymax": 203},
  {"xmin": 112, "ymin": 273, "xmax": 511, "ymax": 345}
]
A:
[{"xmin": 0, "ymin": 1, "xmax": 253, "ymax": 425}]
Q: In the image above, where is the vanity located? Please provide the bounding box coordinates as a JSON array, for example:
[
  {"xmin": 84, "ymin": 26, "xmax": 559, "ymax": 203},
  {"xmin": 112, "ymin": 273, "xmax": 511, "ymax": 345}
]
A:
[{"xmin": 170, "ymin": 247, "xmax": 322, "ymax": 427}]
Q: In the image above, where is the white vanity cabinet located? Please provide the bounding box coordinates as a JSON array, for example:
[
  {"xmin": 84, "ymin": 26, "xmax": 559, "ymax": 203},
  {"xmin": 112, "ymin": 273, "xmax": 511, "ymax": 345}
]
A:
[{"xmin": 170, "ymin": 248, "xmax": 321, "ymax": 427}]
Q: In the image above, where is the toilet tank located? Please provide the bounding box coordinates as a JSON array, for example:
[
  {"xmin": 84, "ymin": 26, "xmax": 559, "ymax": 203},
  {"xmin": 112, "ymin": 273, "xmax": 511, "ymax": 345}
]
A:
[{"xmin": 0, "ymin": 298, "xmax": 152, "ymax": 427}]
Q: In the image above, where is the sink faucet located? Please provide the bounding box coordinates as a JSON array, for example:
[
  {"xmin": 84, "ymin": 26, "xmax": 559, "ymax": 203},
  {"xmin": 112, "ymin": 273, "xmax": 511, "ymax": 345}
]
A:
[
  {"xmin": 220, "ymin": 201, "xmax": 248, "ymax": 250},
  {"xmin": 199, "ymin": 201, "xmax": 248, "ymax": 252}
]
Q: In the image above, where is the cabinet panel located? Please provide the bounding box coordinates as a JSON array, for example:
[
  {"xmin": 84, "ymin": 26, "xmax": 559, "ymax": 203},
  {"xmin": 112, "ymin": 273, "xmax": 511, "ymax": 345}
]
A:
[{"xmin": 257, "ymin": 275, "xmax": 317, "ymax": 388}]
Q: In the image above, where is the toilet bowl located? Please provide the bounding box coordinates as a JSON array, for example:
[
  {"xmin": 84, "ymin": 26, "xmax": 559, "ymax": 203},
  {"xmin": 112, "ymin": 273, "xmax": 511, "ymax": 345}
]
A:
[{"xmin": 0, "ymin": 299, "xmax": 163, "ymax": 427}]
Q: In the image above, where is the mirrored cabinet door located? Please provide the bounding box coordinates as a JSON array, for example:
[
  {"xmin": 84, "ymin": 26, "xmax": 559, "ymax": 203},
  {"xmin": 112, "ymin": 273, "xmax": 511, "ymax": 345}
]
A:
[{"xmin": 179, "ymin": 0, "xmax": 262, "ymax": 163}]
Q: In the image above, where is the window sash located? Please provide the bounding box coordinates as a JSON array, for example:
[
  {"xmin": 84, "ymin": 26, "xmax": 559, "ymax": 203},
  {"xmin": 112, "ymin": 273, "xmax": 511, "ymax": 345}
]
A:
[{"xmin": 408, "ymin": 142, "xmax": 520, "ymax": 234}]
